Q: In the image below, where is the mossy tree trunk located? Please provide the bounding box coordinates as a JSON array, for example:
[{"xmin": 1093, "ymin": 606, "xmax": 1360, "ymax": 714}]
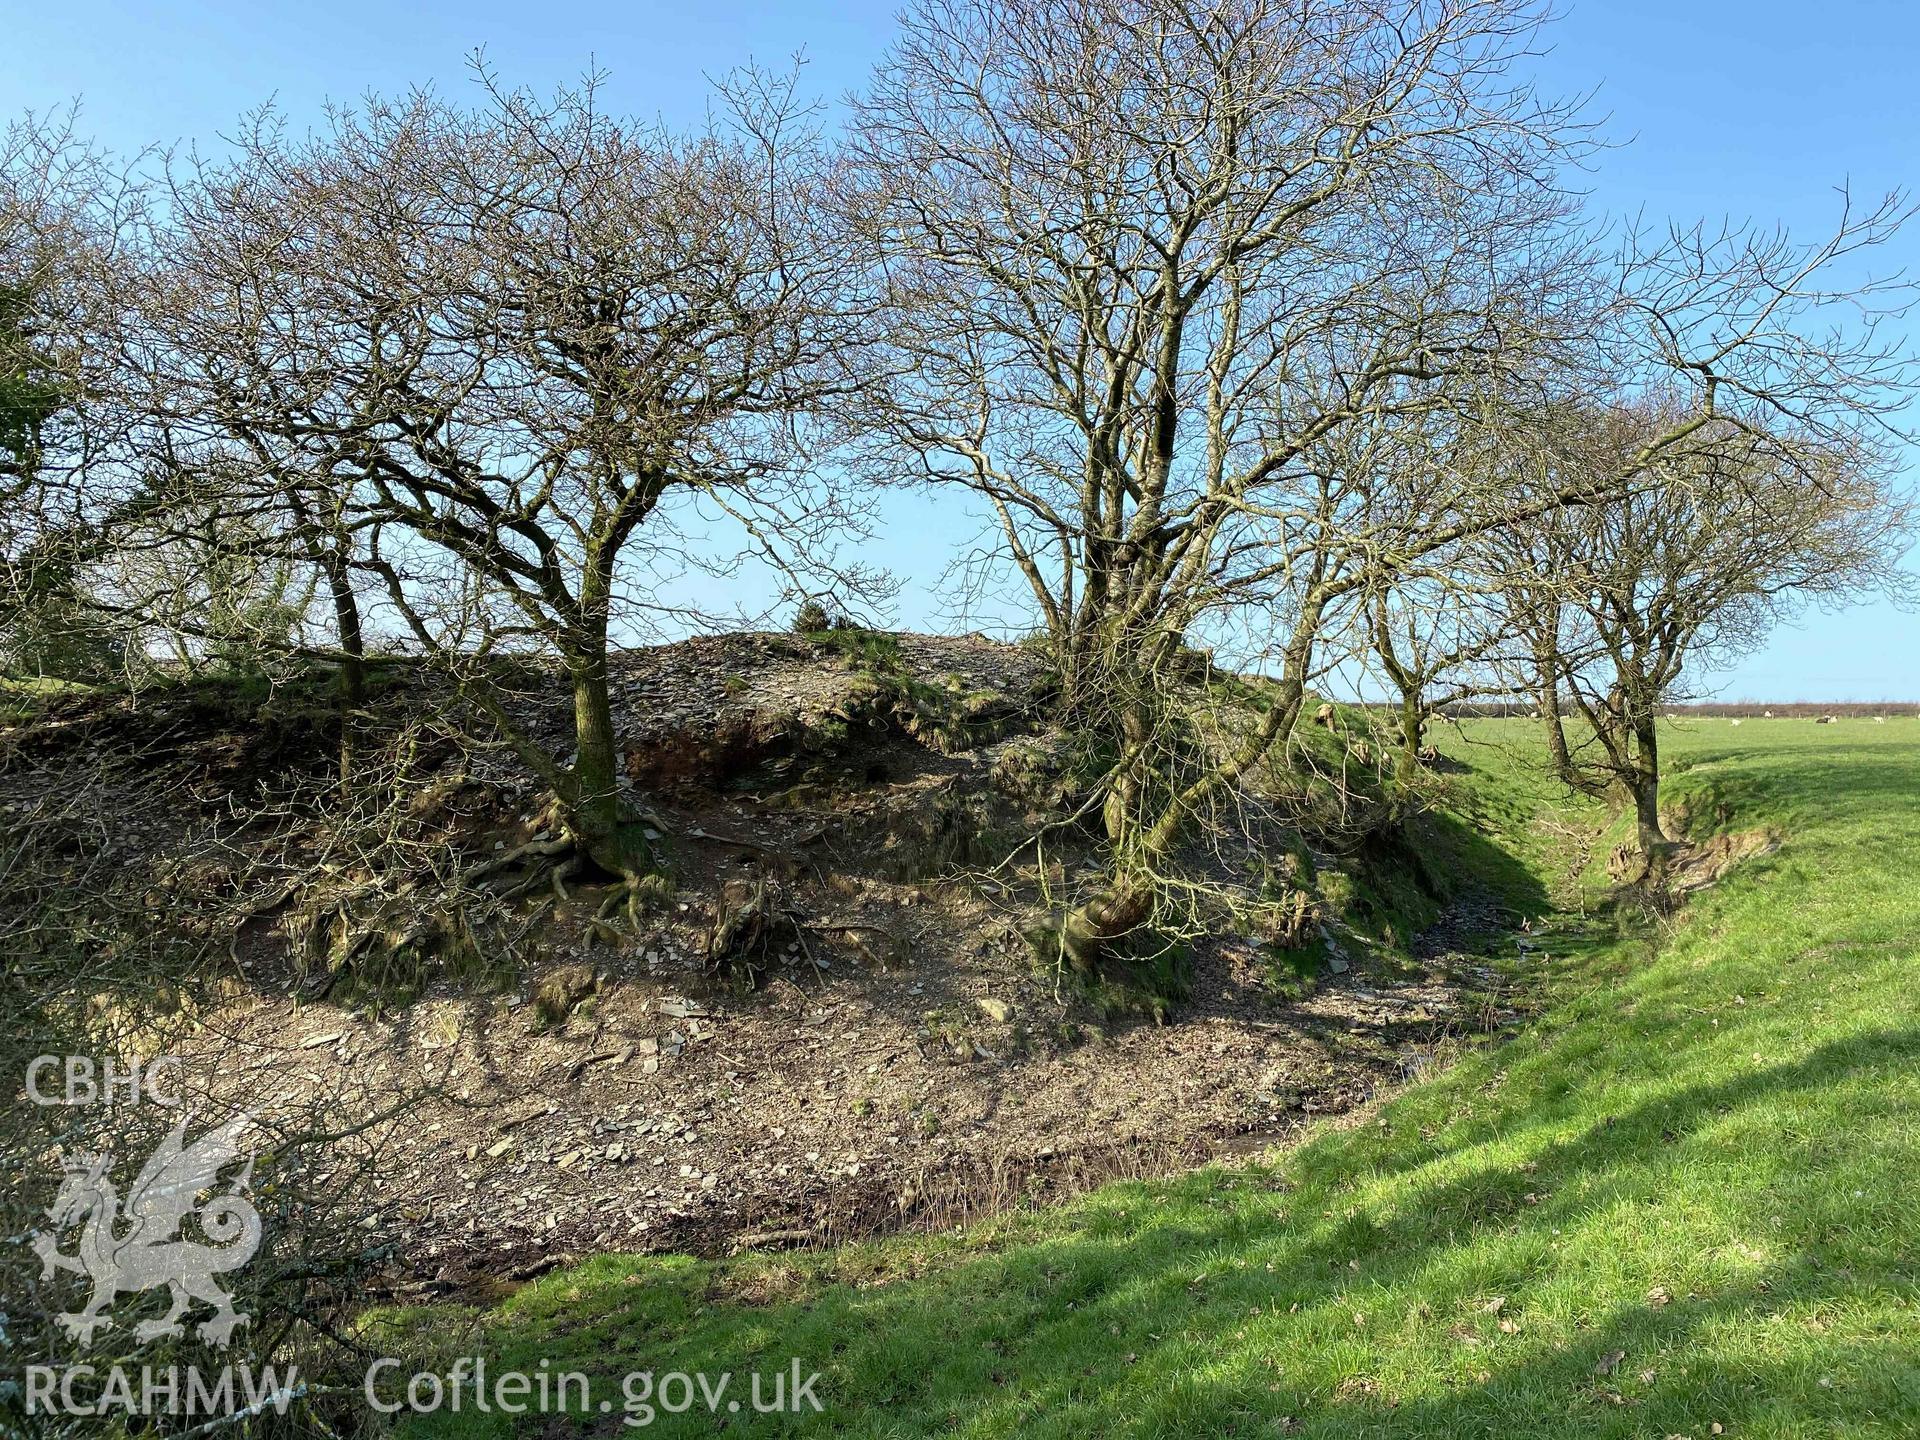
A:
[
  {"xmin": 559, "ymin": 559, "xmax": 653, "ymax": 881},
  {"xmin": 564, "ymin": 637, "xmax": 651, "ymax": 879},
  {"xmin": 1628, "ymin": 712, "xmax": 1674, "ymax": 880},
  {"xmin": 323, "ymin": 549, "xmax": 366, "ymax": 791},
  {"xmin": 1061, "ymin": 601, "xmax": 1321, "ymax": 971}
]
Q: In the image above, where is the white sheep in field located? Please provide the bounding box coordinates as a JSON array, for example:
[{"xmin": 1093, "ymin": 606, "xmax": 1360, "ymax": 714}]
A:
[
  {"xmin": 1763, "ymin": 710, "xmax": 1773, "ymax": 718},
  {"xmin": 1730, "ymin": 718, "xmax": 1743, "ymax": 727},
  {"xmin": 1876, "ymin": 716, "xmax": 1887, "ymax": 724}
]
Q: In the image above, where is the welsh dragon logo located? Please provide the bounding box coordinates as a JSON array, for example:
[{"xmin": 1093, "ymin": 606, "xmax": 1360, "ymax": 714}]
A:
[{"xmin": 31, "ymin": 1115, "xmax": 261, "ymax": 1348}]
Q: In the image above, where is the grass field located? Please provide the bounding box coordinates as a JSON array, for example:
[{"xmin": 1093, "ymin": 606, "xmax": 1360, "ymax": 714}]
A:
[{"xmin": 376, "ymin": 718, "xmax": 1920, "ymax": 1438}]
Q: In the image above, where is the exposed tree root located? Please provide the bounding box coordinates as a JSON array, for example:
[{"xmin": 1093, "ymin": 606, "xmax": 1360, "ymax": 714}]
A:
[
  {"xmin": 705, "ymin": 876, "xmax": 794, "ymax": 972},
  {"xmin": 285, "ymin": 885, "xmax": 470, "ymax": 1000},
  {"xmin": 461, "ymin": 809, "xmax": 670, "ymax": 947},
  {"xmin": 470, "ymin": 840, "xmax": 581, "ymax": 908},
  {"xmin": 469, "ymin": 835, "xmax": 573, "ymax": 887},
  {"xmin": 701, "ymin": 875, "xmax": 907, "ymax": 983},
  {"xmin": 584, "ymin": 869, "xmax": 673, "ymax": 948}
]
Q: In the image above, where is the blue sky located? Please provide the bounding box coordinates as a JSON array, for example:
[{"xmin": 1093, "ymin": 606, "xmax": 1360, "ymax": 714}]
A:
[{"xmin": 8, "ymin": 0, "xmax": 1917, "ymax": 698}]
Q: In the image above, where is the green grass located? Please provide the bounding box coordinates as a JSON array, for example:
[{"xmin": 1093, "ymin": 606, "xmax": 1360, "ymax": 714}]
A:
[
  {"xmin": 376, "ymin": 718, "xmax": 1920, "ymax": 1438},
  {"xmin": 0, "ymin": 672, "xmax": 103, "ymax": 722}
]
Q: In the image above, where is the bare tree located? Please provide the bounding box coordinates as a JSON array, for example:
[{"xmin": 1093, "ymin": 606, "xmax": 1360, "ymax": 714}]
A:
[
  {"xmin": 1364, "ymin": 565, "xmax": 1508, "ymax": 786},
  {"xmin": 850, "ymin": 0, "xmax": 1620, "ymax": 964},
  {"xmin": 123, "ymin": 63, "xmax": 870, "ymax": 900},
  {"xmin": 1508, "ymin": 397, "xmax": 1913, "ymax": 875},
  {"xmin": 852, "ymin": 0, "xmax": 1916, "ymax": 964},
  {"xmin": 0, "ymin": 110, "xmax": 102, "ymax": 490},
  {"xmin": 0, "ymin": 109, "xmax": 147, "ymax": 681}
]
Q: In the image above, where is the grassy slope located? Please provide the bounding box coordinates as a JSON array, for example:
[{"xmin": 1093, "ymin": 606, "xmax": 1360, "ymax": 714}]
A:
[{"xmin": 382, "ymin": 719, "xmax": 1920, "ymax": 1438}]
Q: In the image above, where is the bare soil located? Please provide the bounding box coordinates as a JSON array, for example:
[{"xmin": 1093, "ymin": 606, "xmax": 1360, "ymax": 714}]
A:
[
  {"xmin": 3, "ymin": 633, "xmax": 1522, "ymax": 1298},
  {"xmin": 166, "ymin": 904, "xmax": 1516, "ymax": 1298}
]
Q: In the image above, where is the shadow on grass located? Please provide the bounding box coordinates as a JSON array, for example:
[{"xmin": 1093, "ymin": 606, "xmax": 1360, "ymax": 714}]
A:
[
  {"xmin": 1392, "ymin": 804, "xmax": 1553, "ymax": 928},
  {"xmin": 386, "ymin": 1022, "xmax": 1920, "ymax": 1438}
]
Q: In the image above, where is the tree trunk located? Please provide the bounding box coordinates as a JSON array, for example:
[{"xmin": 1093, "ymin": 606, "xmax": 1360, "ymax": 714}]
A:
[
  {"xmin": 564, "ymin": 643, "xmax": 651, "ymax": 878},
  {"xmin": 1539, "ymin": 679, "xmax": 1576, "ymax": 782},
  {"xmin": 327, "ymin": 565, "xmax": 366, "ymax": 707},
  {"xmin": 1395, "ymin": 688, "xmax": 1423, "ymax": 788},
  {"xmin": 1059, "ymin": 873, "xmax": 1153, "ymax": 972},
  {"xmin": 1630, "ymin": 717, "xmax": 1673, "ymax": 879},
  {"xmin": 1102, "ymin": 696, "xmax": 1154, "ymax": 847},
  {"xmin": 325, "ymin": 555, "xmax": 366, "ymax": 791},
  {"xmin": 1060, "ymin": 607, "xmax": 1318, "ymax": 971},
  {"xmin": 1369, "ymin": 598, "xmax": 1422, "ymax": 788}
]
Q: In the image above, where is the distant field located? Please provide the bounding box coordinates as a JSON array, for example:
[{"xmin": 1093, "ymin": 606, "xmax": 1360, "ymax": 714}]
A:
[
  {"xmin": 375, "ymin": 720, "xmax": 1920, "ymax": 1438},
  {"xmin": 1441, "ymin": 702, "xmax": 1920, "ymax": 720}
]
